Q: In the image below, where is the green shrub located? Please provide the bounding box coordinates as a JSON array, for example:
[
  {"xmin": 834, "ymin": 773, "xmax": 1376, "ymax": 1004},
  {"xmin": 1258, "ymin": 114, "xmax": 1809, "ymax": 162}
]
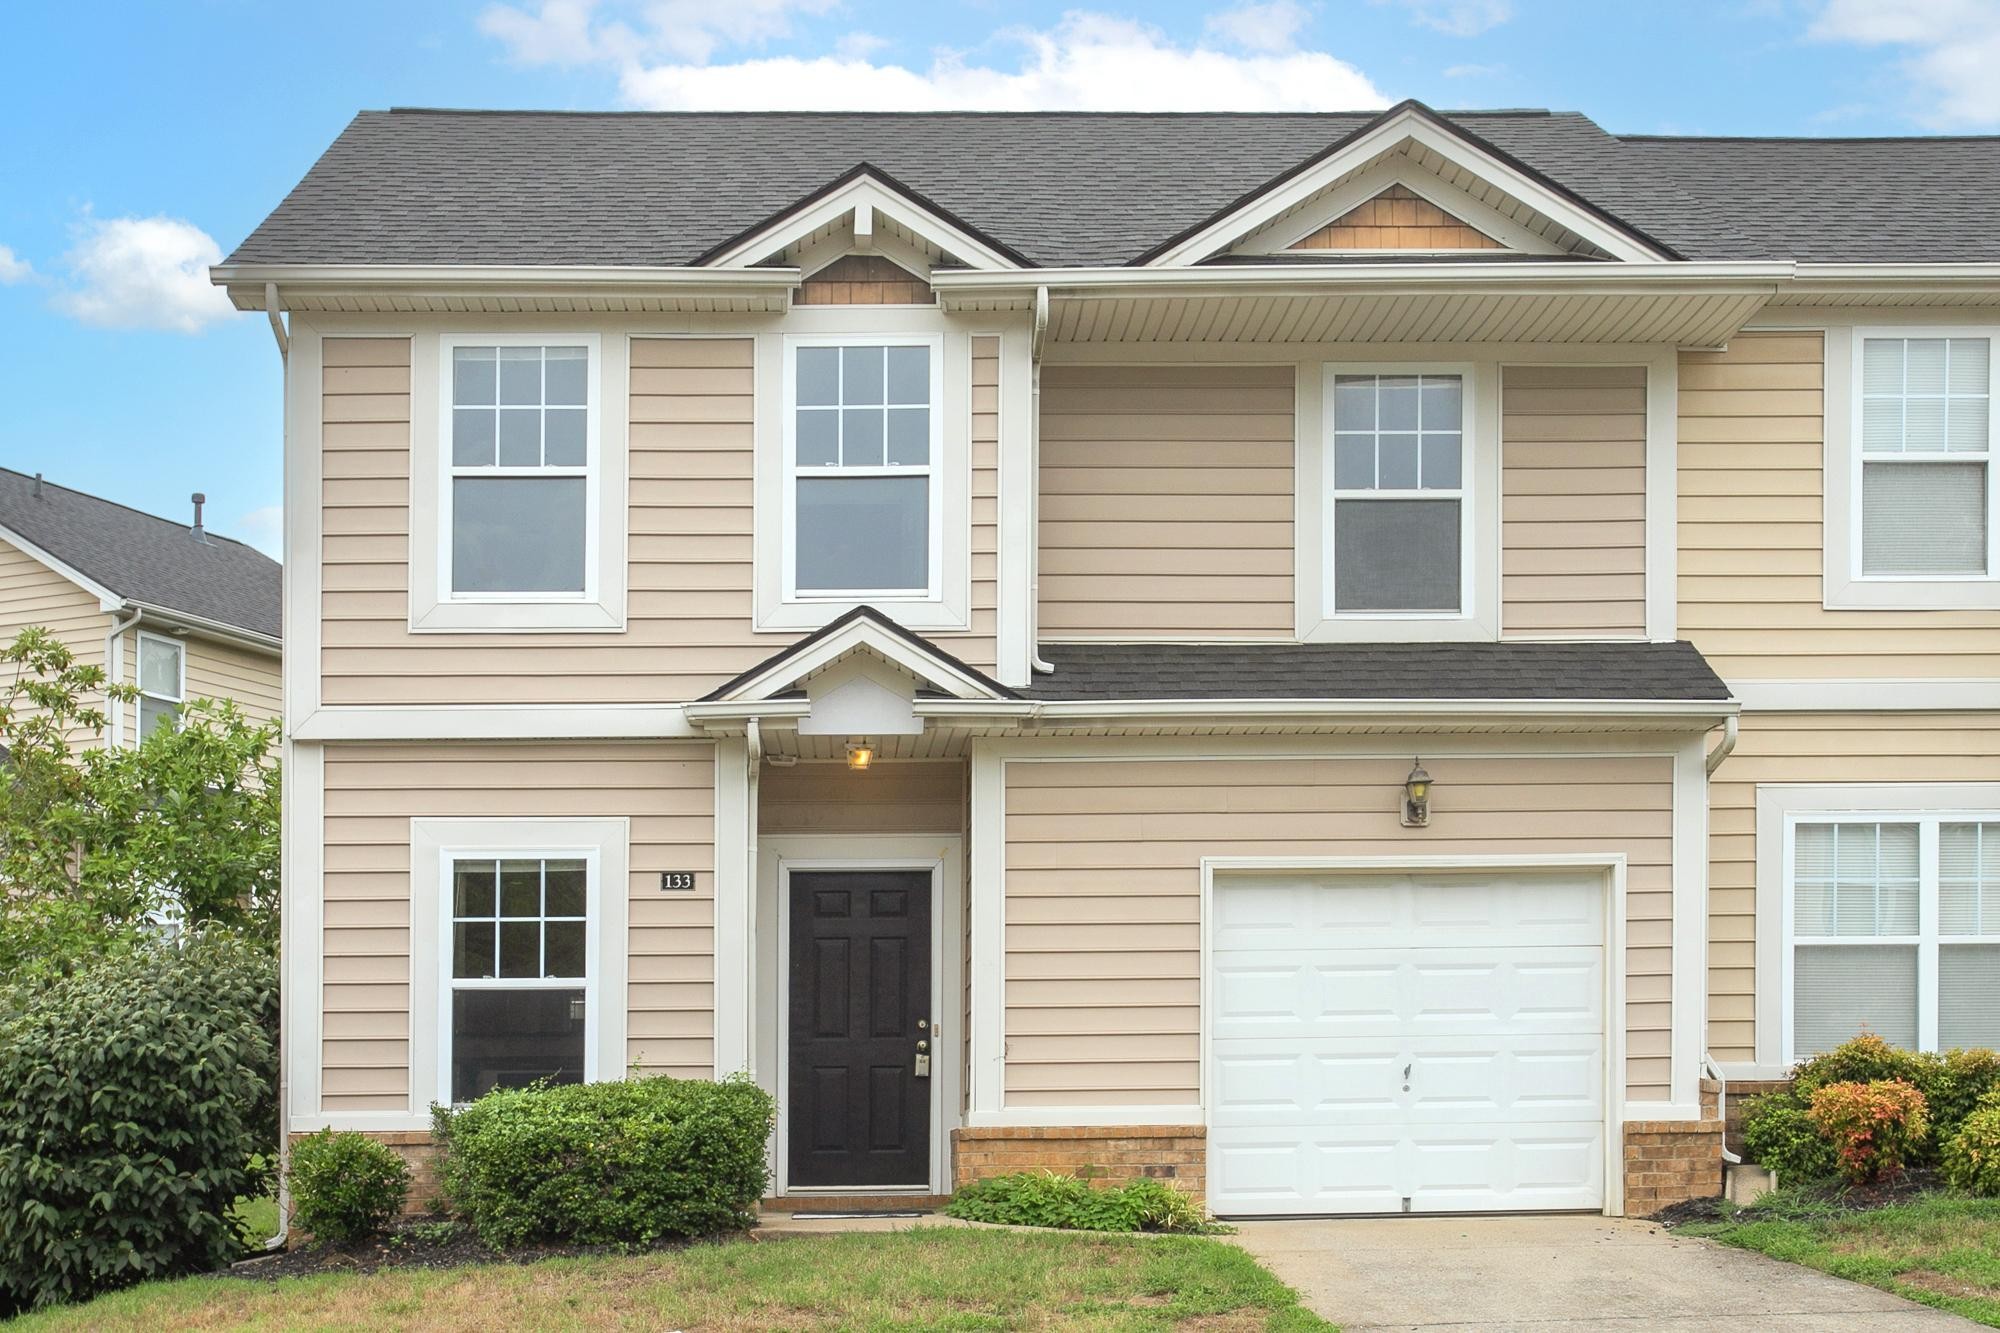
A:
[
  {"xmin": 1941, "ymin": 1091, "xmax": 2000, "ymax": 1197},
  {"xmin": 431, "ymin": 1074, "xmax": 773, "ymax": 1248},
  {"xmin": 287, "ymin": 1130, "xmax": 411, "ymax": 1244},
  {"xmin": 1807, "ymin": 1079, "xmax": 1929, "ymax": 1184},
  {"xmin": 1791, "ymin": 1032, "xmax": 1932, "ymax": 1096},
  {"xmin": 1740, "ymin": 1092, "xmax": 1839, "ymax": 1182},
  {"xmin": 1744, "ymin": 1034, "xmax": 2000, "ymax": 1172},
  {"xmin": 1926, "ymin": 1048, "xmax": 2000, "ymax": 1147},
  {"xmin": 0, "ymin": 934, "xmax": 278, "ymax": 1315},
  {"xmin": 945, "ymin": 1170, "xmax": 1215, "ymax": 1233}
]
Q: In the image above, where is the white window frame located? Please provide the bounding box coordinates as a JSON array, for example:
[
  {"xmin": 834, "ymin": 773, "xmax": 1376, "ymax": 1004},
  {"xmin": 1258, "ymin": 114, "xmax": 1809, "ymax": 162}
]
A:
[
  {"xmin": 409, "ymin": 817, "xmax": 629, "ymax": 1113},
  {"xmin": 752, "ymin": 308, "xmax": 973, "ymax": 634},
  {"xmin": 412, "ymin": 331, "xmax": 627, "ymax": 633},
  {"xmin": 1826, "ymin": 324, "xmax": 2000, "ymax": 610},
  {"xmin": 781, "ymin": 332, "xmax": 945, "ymax": 605},
  {"xmin": 135, "ymin": 629, "xmax": 184, "ymax": 740},
  {"xmin": 1750, "ymin": 782, "xmax": 2000, "ymax": 1074},
  {"xmin": 1303, "ymin": 361, "xmax": 1494, "ymax": 640}
]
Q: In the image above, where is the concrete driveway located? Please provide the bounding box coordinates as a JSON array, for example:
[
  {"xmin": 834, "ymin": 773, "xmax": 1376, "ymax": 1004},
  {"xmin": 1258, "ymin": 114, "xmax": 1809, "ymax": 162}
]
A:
[{"xmin": 1230, "ymin": 1214, "xmax": 1980, "ymax": 1331}]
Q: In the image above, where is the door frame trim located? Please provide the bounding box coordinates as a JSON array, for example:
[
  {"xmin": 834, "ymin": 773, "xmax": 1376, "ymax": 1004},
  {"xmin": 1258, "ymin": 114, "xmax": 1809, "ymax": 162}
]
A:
[
  {"xmin": 763, "ymin": 834, "xmax": 964, "ymax": 1197},
  {"xmin": 1201, "ymin": 853, "xmax": 1629, "ymax": 1218}
]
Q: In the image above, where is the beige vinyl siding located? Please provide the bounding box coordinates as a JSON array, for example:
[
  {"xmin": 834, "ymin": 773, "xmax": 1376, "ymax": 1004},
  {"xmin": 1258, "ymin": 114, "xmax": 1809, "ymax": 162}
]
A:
[
  {"xmin": 320, "ymin": 334, "xmax": 995, "ymax": 706},
  {"xmin": 1679, "ymin": 330, "xmax": 2000, "ymax": 678},
  {"xmin": 1706, "ymin": 711, "xmax": 2000, "ymax": 1063},
  {"xmin": 0, "ymin": 536, "xmax": 113, "ymax": 745},
  {"xmin": 181, "ymin": 637, "xmax": 281, "ymax": 726},
  {"xmin": 1501, "ymin": 364, "xmax": 1647, "ymax": 638},
  {"xmin": 1003, "ymin": 753, "xmax": 1676, "ymax": 1107},
  {"xmin": 1039, "ymin": 364, "xmax": 1294, "ymax": 638},
  {"xmin": 968, "ymin": 336, "xmax": 1000, "ymax": 666},
  {"xmin": 758, "ymin": 760, "xmax": 965, "ymax": 835},
  {"xmin": 319, "ymin": 741, "xmax": 715, "ymax": 1112}
]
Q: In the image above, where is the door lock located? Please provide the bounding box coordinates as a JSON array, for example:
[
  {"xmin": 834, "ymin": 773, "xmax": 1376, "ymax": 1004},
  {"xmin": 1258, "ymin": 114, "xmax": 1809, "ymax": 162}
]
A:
[{"xmin": 914, "ymin": 1037, "xmax": 931, "ymax": 1079}]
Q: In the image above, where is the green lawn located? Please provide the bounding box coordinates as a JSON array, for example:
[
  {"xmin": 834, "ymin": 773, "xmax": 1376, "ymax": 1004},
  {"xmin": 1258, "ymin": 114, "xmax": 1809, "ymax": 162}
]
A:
[
  {"xmin": 229, "ymin": 1194, "xmax": 279, "ymax": 1246},
  {"xmin": 10, "ymin": 1227, "xmax": 1334, "ymax": 1332},
  {"xmin": 1680, "ymin": 1189, "xmax": 2000, "ymax": 1327}
]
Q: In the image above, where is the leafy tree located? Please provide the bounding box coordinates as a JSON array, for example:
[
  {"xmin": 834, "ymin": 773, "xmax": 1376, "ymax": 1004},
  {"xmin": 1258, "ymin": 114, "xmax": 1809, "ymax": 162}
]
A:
[{"xmin": 0, "ymin": 627, "xmax": 280, "ymax": 983}]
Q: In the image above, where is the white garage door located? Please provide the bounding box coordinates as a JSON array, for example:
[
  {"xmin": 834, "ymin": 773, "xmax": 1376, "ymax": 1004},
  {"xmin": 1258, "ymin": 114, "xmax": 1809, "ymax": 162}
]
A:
[{"xmin": 1209, "ymin": 870, "xmax": 1607, "ymax": 1216}]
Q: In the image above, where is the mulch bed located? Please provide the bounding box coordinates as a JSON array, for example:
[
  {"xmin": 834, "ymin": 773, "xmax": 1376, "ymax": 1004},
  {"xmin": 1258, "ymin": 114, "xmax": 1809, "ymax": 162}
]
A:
[
  {"xmin": 222, "ymin": 1217, "xmax": 743, "ymax": 1280},
  {"xmin": 1651, "ymin": 1168, "xmax": 1941, "ymax": 1229}
]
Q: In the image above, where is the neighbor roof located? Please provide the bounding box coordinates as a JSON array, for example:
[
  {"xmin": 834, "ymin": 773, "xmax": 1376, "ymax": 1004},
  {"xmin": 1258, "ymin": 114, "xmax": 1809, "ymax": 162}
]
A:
[
  {"xmin": 0, "ymin": 469, "xmax": 281, "ymax": 641},
  {"xmin": 227, "ymin": 105, "xmax": 1999, "ymax": 269},
  {"xmin": 1026, "ymin": 640, "xmax": 1730, "ymax": 703}
]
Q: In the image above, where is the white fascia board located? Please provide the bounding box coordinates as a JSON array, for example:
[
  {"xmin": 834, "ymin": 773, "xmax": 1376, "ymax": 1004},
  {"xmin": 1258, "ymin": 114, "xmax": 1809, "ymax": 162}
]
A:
[
  {"xmin": 1143, "ymin": 109, "xmax": 1673, "ymax": 267},
  {"xmin": 1732, "ymin": 679, "xmax": 2000, "ymax": 711},
  {"xmin": 216, "ymin": 264, "xmax": 803, "ymax": 310},
  {"xmin": 700, "ymin": 175, "xmax": 1022, "ymax": 273},
  {"xmin": 931, "ymin": 261, "xmax": 1792, "ymax": 299},
  {"xmin": 707, "ymin": 617, "xmax": 1012, "ymax": 705},
  {"xmin": 125, "ymin": 603, "xmax": 282, "ymax": 656},
  {"xmin": 291, "ymin": 704, "xmax": 702, "ymax": 742},
  {"xmin": 0, "ymin": 521, "xmax": 123, "ymax": 609},
  {"xmin": 1030, "ymin": 697, "xmax": 1738, "ymax": 725},
  {"xmin": 682, "ymin": 699, "xmax": 813, "ymax": 728}
]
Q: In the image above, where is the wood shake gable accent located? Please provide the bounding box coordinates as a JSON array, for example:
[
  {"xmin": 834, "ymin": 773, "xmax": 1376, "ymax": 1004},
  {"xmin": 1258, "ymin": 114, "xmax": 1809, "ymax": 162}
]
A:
[
  {"xmin": 318, "ymin": 741, "xmax": 716, "ymax": 1112},
  {"xmin": 1290, "ymin": 184, "xmax": 1503, "ymax": 251},
  {"xmin": 1502, "ymin": 364, "xmax": 1648, "ymax": 639},
  {"xmin": 796, "ymin": 254, "xmax": 934, "ymax": 305},
  {"xmin": 1679, "ymin": 330, "xmax": 2000, "ymax": 679},
  {"xmin": 1001, "ymin": 754, "xmax": 1677, "ymax": 1108},
  {"xmin": 1038, "ymin": 363, "xmax": 1294, "ymax": 639}
]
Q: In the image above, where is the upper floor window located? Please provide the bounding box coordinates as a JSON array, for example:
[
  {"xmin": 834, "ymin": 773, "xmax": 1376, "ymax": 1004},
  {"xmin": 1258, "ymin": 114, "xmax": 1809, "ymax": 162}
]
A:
[
  {"xmin": 448, "ymin": 343, "xmax": 592, "ymax": 597},
  {"xmin": 136, "ymin": 632, "xmax": 183, "ymax": 738},
  {"xmin": 1329, "ymin": 371, "xmax": 1468, "ymax": 616},
  {"xmin": 784, "ymin": 337, "xmax": 941, "ymax": 601},
  {"xmin": 1859, "ymin": 336, "xmax": 1991, "ymax": 577},
  {"xmin": 1788, "ymin": 816, "xmax": 2000, "ymax": 1060}
]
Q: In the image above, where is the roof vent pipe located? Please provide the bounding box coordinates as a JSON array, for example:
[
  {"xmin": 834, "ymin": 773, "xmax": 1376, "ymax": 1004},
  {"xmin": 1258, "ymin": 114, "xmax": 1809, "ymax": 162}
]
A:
[
  {"xmin": 31, "ymin": 473, "xmax": 42, "ymax": 499},
  {"xmin": 191, "ymin": 492, "xmax": 206, "ymax": 540}
]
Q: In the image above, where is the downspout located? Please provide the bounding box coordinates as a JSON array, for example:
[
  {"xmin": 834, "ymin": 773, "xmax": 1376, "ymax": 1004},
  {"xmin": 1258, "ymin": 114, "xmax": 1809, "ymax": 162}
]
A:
[
  {"xmin": 1705, "ymin": 713, "xmax": 1738, "ymax": 776},
  {"xmin": 264, "ymin": 283, "xmax": 289, "ymax": 360},
  {"xmin": 103, "ymin": 605, "xmax": 142, "ymax": 748},
  {"xmin": 1029, "ymin": 286, "xmax": 1053, "ymax": 675}
]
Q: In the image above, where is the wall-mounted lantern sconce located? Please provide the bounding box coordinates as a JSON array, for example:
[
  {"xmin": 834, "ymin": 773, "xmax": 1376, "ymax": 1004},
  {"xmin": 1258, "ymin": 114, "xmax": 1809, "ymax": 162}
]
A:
[
  {"xmin": 846, "ymin": 741, "xmax": 875, "ymax": 771},
  {"xmin": 1402, "ymin": 759, "xmax": 1432, "ymax": 828}
]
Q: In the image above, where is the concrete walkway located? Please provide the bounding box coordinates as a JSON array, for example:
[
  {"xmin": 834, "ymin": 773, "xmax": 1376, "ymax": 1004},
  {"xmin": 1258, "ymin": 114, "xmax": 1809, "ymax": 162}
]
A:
[{"xmin": 1229, "ymin": 1214, "xmax": 1980, "ymax": 1331}]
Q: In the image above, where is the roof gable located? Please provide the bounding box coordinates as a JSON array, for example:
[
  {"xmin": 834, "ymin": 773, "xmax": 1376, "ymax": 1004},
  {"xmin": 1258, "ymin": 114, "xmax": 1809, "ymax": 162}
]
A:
[
  {"xmin": 698, "ymin": 605, "xmax": 1017, "ymax": 706},
  {"xmin": 1140, "ymin": 100, "xmax": 1678, "ymax": 267},
  {"xmin": 1289, "ymin": 185, "xmax": 1502, "ymax": 253}
]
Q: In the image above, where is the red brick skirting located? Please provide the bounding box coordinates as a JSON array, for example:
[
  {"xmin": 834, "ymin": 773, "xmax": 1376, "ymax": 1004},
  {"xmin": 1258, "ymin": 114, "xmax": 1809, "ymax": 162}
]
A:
[
  {"xmin": 1622, "ymin": 1118, "xmax": 1724, "ymax": 1215},
  {"xmin": 951, "ymin": 1125, "xmax": 1206, "ymax": 1194}
]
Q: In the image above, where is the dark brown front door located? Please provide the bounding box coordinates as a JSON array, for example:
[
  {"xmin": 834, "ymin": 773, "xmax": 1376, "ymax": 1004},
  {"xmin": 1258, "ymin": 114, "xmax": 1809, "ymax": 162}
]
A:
[{"xmin": 788, "ymin": 869, "xmax": 933, "ymax": 1188}]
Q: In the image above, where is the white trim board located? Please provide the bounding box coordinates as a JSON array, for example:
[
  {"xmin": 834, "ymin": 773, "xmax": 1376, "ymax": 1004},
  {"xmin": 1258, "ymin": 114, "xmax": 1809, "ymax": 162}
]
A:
[
  {"xmin": 758, "ymin": 834, "xmax": 965, "ymax": 1197},
  {"xmin": 1732, "ymin": 680, "xmax": 2000, "ymax": 711}
]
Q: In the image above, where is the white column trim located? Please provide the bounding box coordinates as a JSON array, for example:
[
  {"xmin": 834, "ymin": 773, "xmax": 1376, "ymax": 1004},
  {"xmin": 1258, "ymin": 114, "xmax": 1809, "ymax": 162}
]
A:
[
  {"xmin": 1645, "ymin": 347, "xmax": 1678, "ymax": 642},
  {"xmin": 284, "ymin": 320, "xmax": 326, "ymax": 727},
  {"xmin": 994, "ymin": 326, "xmax": 1034, "ymax": 687},
  {"xmin": 1671, "ymin": 733, "xmax": 1708, "ymax": 1112},
  {"xmin": 712, "ymin": 738, "xmax": 753, "ymax": 1076},
  {"xmin": 284, "ymin": 741, "xmax": 323, "ymax": 1132},
  {"xmin": 1732, "ymin": 679, "xmax": 2000, "ymax": 711},
  {"xmin": 968, "ymin": 742, "xmax": 1007, "ymax": 1115}
]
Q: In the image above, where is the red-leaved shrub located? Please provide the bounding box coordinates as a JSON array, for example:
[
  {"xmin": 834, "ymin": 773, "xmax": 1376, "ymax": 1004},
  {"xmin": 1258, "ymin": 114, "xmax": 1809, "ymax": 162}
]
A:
[{"xmin": 1806, "ymin": 1078, "xmax": 1929, "ymax": 1185}]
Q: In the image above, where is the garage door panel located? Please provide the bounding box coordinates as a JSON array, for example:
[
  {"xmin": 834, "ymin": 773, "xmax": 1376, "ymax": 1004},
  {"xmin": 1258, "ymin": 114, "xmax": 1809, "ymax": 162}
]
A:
[
  {"xmin": 1212, "ymin": 949, "xmax": 1602, "ymax": 1040},
  {"xmin": 1208, "ymin": 871, "xmax": 1609, "ymax": 1216}
]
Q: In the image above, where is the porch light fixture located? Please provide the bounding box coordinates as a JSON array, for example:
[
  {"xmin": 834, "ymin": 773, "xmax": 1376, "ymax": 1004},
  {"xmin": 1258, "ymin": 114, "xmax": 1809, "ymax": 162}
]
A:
[
  {"xmin": 846, "ymin": 741, "xmax": 875, "ymax": 771},
  {"xmin": 1402, "ymin": 759, "xmax": 1432, "ymax": 828}
]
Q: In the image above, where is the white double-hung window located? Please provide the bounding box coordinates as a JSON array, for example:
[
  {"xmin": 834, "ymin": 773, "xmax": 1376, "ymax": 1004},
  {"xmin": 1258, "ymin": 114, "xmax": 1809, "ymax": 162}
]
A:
[
  {"xmin": 446, "ymin": 854, "xmax": 592, "ymax": 1104},
  {"xmin": 1788, "ymin": 816, "xmax": 2000, "ymax": 1060},
  {"xmin": 1328, "ymin": 369, "xmax": 1469, "ymax": 615},
  {"xmin": 136, "ymin": 631, "xmax": 184, "ymax": 738},
  {"xmin": 784, "ymin": 336, "xmax": 942, "ymax": 601}
]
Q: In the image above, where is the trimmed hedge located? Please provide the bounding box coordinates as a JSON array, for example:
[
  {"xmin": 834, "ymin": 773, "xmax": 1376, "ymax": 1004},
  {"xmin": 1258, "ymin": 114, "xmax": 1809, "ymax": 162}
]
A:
[
  {"xmin": 945, "ymin": 1171, "xmax": 1215, "ymax": 1233},
  {"xmin": 432, "ymin": 1075, "xmax": 774, "ymax": 1248},
  {"xmin": 288, "ymin": 1129, "xmax": 411, "ymax": 1244},
  {"xmin": 0, "ymin": 935, "xmax": 278, "ymax": 1315},
  {"xmin": 1942, "ymin": 1090, "xmax": 2000, "ymax": 1197}
]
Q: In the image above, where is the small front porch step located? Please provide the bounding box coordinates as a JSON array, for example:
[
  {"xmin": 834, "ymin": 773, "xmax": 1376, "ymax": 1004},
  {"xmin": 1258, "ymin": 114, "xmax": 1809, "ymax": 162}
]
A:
[{"xmin": 760, "ymin": 1193, "xmax": 952, "ymax": 1214}]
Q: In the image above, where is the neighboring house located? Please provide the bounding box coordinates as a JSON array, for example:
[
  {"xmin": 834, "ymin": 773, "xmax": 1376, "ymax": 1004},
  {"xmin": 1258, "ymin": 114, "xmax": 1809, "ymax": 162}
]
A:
[
  {"xmin": 0, "ymin": 468, "xmax": 281, "ymax": 743},
  {"xmin": 217, "ymin": 100, "xmax": 2000, "ymax": 1218}
]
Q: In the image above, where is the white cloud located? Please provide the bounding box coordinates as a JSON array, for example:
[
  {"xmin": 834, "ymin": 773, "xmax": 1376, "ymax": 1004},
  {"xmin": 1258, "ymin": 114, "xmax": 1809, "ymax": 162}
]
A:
[
  {"xmin": 234, "ymin": 505, "xmax": 284, "ymax": 558},
  {"xmin": 557, "ymin": 8, "xmax": 1386, "ymax": 112},
  {"xmin": 1204, "ymin": 0, "xmax": 1312, "ymax": 54},
  {"xmin": 1809, "ymin": 0, "xmax": 2000, "ymax": 127},
  {"xmin": 55, "ymin": 216, "xmax": 238, "ymax": 334},
  {"xmin": 1381, "ymin": 0, "xmax": 1511, "ymax": 37},
  {"xmin": 482, "ymin": 0, "xmax": 838, "ymax": 66},
  {"xmin": 0, "ymin": 245, "xmax": 30, "ymax": 284}
]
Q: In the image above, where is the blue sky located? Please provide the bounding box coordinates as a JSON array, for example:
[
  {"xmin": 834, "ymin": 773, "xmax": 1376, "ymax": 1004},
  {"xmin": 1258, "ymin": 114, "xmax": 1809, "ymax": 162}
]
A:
[{"xmin": 2, "ymin": 0, "xmax": 1995, "ymax": 556}]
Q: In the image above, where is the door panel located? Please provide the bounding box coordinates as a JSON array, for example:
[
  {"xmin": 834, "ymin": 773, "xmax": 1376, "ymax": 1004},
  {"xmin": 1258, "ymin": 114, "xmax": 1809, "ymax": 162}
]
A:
[{"xmin": 788, "ymin": 869, "xmax": 933, "ymax": 1188}]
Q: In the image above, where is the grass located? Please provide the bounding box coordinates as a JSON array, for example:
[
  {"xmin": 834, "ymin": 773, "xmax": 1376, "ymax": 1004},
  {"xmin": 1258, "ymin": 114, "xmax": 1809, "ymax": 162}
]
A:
[
  {"xmin": 230, "ymin": 1194, "xmax": 279, "ymax": 1246},
  {"xmin": 9, "ymin": 1227, "xmax": 1335, "ymax": 1332},
  {"xmin": 1680, "ymin": 1187, "xmax": 2000, "ymax": 1327}
]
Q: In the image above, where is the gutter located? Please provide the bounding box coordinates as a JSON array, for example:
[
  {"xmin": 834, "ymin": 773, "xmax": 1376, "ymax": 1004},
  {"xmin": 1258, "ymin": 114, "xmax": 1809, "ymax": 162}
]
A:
[
  {"xmin": 1705, "ymin": 713, "xmax": 1739, "ymax": 775},
  {"xmin": 124, "ymin": 603, "xmax": 281, "ymax": 658},
  {"xmin": 929, "ymin": 260, "xmax": 1794, "ymax": 297},
  {"xmin": 214, "ymin": 262, "xmax": 803, "ymax": 307},
  {"xmin": 103, "ymin": 605, "xmax": 142, "ymax": 748}
]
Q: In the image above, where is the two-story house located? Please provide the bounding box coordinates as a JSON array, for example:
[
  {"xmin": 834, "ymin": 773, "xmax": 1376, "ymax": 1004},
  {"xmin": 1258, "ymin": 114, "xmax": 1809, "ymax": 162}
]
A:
[
  {"xmin": 219, "ymin": 101, "xmax": 2000, "ymax": 1218},
  {"xmin": 0, "ymin": 468, "xmax": 280, "ymax": 743}
]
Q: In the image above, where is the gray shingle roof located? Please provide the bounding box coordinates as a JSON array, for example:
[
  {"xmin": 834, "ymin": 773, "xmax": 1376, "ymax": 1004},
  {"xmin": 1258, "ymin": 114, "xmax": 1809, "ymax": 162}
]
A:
[
  {"xmin": 228, "ymin": 106, "xmax": 1999, "ymax": 271},
  {"xmin": 1026, "ymin": 640, "xmax": 1729, "ymax": 702},
  {"xmin": 0, "ymin": 470, "xmax": 281, "ymax": 640}
]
